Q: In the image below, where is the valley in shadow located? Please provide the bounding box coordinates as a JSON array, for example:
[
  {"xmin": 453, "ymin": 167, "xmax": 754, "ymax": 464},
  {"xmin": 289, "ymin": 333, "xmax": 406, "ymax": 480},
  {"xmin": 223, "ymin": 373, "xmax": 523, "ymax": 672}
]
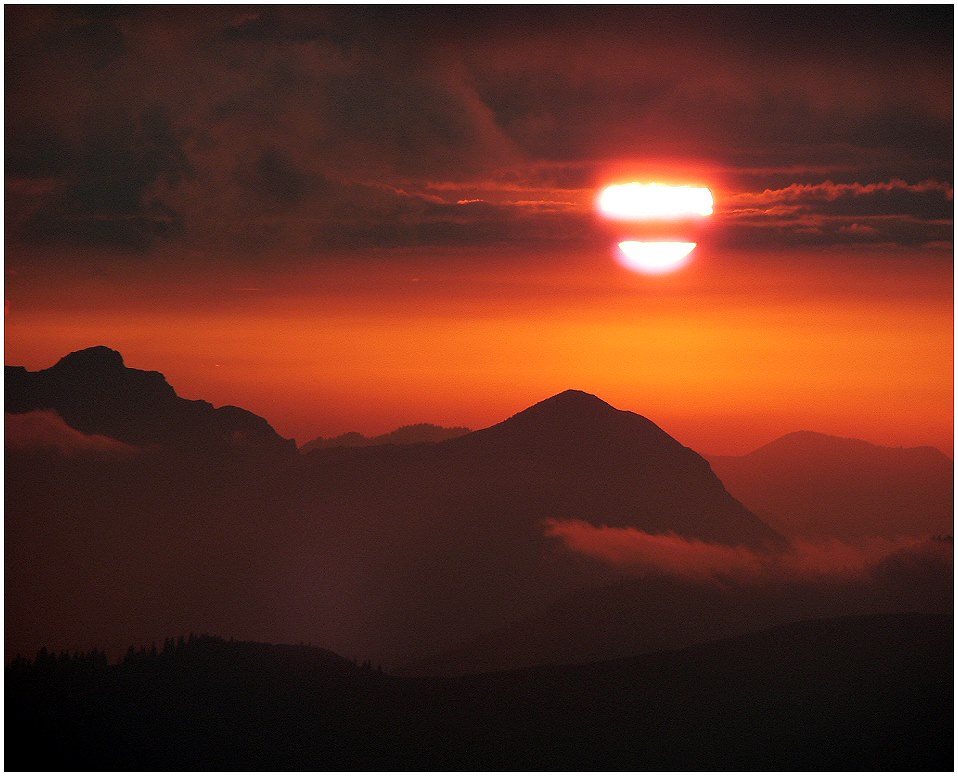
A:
[{"xmin": 6, "ymin": 613, "xmax": 952, "ymax": 771}]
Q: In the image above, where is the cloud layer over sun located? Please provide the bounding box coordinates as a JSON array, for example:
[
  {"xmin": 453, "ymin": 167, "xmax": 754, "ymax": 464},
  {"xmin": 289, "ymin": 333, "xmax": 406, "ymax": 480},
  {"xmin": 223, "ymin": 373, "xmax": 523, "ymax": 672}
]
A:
[{"xmin": 5, "ymin": 6, "xmax": 952, "ymax": 259}]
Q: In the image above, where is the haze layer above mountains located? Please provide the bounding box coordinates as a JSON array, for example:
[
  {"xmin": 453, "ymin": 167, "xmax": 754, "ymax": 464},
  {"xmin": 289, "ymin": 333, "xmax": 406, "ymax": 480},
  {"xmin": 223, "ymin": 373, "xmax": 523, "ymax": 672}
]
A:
[{"xmin": 5, "ymin": 347, "xmax": 953, "ymax": 669}]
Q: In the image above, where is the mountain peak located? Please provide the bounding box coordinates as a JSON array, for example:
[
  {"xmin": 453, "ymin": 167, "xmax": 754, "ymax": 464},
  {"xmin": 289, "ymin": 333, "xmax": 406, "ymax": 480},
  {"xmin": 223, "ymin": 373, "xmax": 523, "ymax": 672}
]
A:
[
  {"xmin": 6, "ymin": 347, "xmax": 295, "ymax": 456},
  {"xmin": 751, "ymin": 430, "xmax": 916, "ymax": 459},
  {"xmin": 709, "ymin": 429, "xmax": 954, "ymax": 540},
  {"xmin": 775, "ymin": 430, "xmax": 864, "ymax": 446},
  {"xmin": 512, "ymin": 389, "xmax": 619, "ymax": 420},
  {"xmin": 52, "ymin": 346, "xmax": 126, "ymax": 372},
  {"xmin": 480, "ymin": 389, "xmax": 670, "ymax": 447},
  {"xmin": 444, "ymin": 388, "xmax": 786, "ymax": 549},
  {"xmin": 541, "ymin": 389, "xmax": 612, "ymax": 407}
]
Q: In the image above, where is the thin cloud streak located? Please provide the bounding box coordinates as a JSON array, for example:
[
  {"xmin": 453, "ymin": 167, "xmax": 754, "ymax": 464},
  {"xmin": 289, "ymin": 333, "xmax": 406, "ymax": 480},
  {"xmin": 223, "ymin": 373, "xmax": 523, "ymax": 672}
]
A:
[
  {"xmin": 543, "ymin": 518, "xmax": 935, "ymax": 582},
  {"xmin": 725, "ymin": 178, "xmax": 953, "ymax": 209},
  {"xmin": 5, "ymin": 410, "xmax": 138, "ymax": 456}
]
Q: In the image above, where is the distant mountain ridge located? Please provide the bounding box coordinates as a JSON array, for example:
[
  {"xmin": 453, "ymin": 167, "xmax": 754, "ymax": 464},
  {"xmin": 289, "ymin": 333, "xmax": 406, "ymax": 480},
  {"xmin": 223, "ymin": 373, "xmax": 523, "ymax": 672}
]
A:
[
  {"xmin": 300, "ymin": 423, "xmax": 471, "ymax": 452},
  {"xmin": 707, "ymin": 431, "xmax": 953, "ymax": 540},
  {"xmin": 5, "ymin": 346, "xmax": 295, "ymax": 456}
]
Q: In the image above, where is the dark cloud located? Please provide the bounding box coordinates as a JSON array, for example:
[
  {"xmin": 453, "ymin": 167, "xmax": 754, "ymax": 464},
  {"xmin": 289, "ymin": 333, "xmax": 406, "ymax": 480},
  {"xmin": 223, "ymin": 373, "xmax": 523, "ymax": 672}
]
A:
[
  {"xmin": 718, "ymin": 179, "xmax": 954, "ymax": 247},
  {"xmin": 219, "ymin": 6, "xmax": 951, "ymax": 65},
  {"xmin": 24, "ymin": 109, "xmax": 192, "ymax": 250},
  {"xmin": 5, "ymin": 133, "xmax": 76, "ymax": 179},
  {"xmin": 221, "ymin": 7, "xmax": 340, "ymax": 45},
  {"xmin": 6, "ymin": 5, "xmax": 130, "ymax": 74},
  {"xmin": 249, "ymin": 148, "xmax": 320, "ymax": 206},
  {"xmin": 321, "ymin": 66, "xmax": 513, "ymax": 178},
  {"xmin": 4, "ymin": 5, "xmax": 952, "ymax": 257},
  {"xmin": 300, "ymin": 188, "xmax": 595, "ymax": 251},
  {"xmin": 718, "ymin": 216, "xmax": 953, "ymax": 250},
  {"xmin": 807, "ymin": 186, "xmax": 952, "ymax": 221}
]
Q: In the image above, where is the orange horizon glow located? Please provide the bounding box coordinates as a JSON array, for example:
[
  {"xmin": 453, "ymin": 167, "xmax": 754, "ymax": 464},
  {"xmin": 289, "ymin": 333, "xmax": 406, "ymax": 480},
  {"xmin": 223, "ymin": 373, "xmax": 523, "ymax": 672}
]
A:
[{"xmin": 4, "ymin": 244, "xmax": 952, "ymax": 457}]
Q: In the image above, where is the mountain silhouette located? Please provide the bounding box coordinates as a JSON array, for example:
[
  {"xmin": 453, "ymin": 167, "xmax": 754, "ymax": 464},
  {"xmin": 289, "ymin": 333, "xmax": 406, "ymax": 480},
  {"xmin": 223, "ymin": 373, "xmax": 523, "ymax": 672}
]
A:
[
  {"xmin": 284, "ymin": 389, "xmax": 787, "ymax": 661},
  {"xmin": 5, "ymin": 353, "xmax": 951, "ymax": 771},
  {"xmin": 5, "ymin": 351, "xmax": 789, "ymax": 665},
  {"xmin": 707, "ymin": 431, "xmax": 953, "ymax": 539},
  {"xmin": 300, "ymin": 422, "xmax": 471, "ymax": 452},
  {"xmin": 5, "ymin": 346, "xmax": 295, "ymax": 456},
  {"xmin": 442, "ymin": 389, "xmax": 786, "ymax": 547}
]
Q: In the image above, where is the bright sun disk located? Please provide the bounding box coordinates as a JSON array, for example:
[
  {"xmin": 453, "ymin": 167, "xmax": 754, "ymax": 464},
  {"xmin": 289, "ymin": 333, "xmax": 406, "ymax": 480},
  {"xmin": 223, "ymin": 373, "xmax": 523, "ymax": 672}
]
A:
[
  {"xmin": 599, "ymin": 183, "xmax": 714, "ymax": 220},
  {"xmin": 617, "ymin": 241, "xmax": 696, "ymax": 274}
]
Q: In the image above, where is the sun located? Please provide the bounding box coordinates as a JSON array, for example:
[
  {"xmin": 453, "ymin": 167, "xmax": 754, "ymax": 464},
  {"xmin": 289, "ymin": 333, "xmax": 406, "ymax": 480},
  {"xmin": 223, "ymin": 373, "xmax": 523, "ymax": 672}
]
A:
[
  {"xmin": 617, "ymin": 241, "xmax": 696, "ymax": 274},
  {"xmin": 596, "ymin": 181, "xmax": 713, "ymax": 274},
  {"xmin": 597, "ymin": 183, "xmax": 713, "ymax": 220}
]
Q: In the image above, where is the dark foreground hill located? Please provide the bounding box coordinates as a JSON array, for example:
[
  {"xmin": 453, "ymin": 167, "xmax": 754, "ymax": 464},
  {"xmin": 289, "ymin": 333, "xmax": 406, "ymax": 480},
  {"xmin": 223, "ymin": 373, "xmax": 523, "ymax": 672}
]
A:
[
  {"xmin": 708, "ymin": 431, "xmax": 953, "ymax": 540},
  {"xmin": 6, "ymin": 613, "xmax": 952, "ymax": 771}
]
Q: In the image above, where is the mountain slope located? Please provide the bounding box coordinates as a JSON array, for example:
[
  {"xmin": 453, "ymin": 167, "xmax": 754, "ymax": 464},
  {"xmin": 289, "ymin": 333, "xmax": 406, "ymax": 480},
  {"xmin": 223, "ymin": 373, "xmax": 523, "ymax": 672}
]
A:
[
  {"xmin": 442, "ymin": 390, "xmax": 785, "ymax": 547},
  {"xmin": 708, "ymin": 431, "xmax": 953, "ymax": 539},
  {"xmin": 286, "ymin": 389, "xmax": 786, "ymax": 662},
  {"xmin": 5, "ymin": 346, "xmax": 295, "ymax": 456}
]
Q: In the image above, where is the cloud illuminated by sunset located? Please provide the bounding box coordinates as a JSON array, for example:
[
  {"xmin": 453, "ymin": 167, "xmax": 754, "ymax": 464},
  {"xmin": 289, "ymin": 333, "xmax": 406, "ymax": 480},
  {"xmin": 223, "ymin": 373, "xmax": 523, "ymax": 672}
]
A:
[{"xmin": 542, "ymin": 519, "xmax": 941, "ymax": 582}]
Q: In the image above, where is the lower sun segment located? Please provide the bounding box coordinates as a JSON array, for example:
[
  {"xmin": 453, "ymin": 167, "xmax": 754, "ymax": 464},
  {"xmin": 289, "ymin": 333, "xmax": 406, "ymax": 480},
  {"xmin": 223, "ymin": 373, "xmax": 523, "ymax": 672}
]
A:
[{"xmin": 617, "ymin": 241, "xmax": 696, "ymax": 274}]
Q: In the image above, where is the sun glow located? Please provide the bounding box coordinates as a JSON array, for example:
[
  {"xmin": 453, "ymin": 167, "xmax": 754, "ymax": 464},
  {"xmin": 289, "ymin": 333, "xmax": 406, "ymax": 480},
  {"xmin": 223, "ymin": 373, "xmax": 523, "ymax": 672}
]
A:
[
  {"xmin": 617, "ymin": 241, "xmax": 696, "ymax": 274},
  {"xmin": 598, "ymin": 183, "xmax": 714, "ymax": 220}
]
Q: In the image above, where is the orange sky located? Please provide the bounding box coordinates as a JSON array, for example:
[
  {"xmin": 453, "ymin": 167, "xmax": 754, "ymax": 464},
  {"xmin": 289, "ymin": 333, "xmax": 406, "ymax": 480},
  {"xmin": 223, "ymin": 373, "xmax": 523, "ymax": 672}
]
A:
[
  {"xmin": 4, "ymin": 8, "xmax": 953, "ymax": 457},
  {"xmin": 5, "ymin": 242, "xmax": 952, "ymax": 455}
]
